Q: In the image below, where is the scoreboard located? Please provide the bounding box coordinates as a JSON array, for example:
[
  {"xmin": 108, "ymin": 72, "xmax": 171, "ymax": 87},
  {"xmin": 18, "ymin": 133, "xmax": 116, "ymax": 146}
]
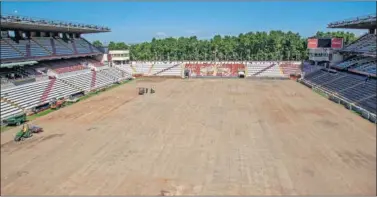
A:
[
  {"xmin": 307, "ymin": 38, "xmax": 344, "ymax": 62},
  {"xmin": 307, "ymin": 38, "xmax": 344, "ymax": 49}
]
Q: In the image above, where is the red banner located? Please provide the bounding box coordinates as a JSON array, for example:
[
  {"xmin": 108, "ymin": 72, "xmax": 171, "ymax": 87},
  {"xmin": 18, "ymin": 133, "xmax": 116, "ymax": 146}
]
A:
[
  {"xmin": 184, "ymin": 63, "xmax": 245, "ymax": 77},
  {"xmin": 307, "ymin": 39, "xmax": 318, "ymax": 49},
  {"xmin": 331, "ymin": 38, "xmax": 343, "ymax": 49}
]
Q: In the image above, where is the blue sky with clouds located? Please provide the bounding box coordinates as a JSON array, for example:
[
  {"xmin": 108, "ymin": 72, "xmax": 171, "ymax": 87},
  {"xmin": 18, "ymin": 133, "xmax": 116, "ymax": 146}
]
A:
[{"xmin": 2, "ymin": 1, "xmax": 376, "ymax": 44}]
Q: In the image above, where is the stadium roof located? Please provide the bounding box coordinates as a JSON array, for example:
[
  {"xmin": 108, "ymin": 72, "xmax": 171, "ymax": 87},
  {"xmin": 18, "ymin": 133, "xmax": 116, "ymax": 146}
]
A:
[
  {"xmin": 1, "ymin": 14, "xmax": 111, "ymax": 34},
  {"xmin": 1, "ymin": 53, "xmax": 102, "ymax": 64},
  {"xmin": 327, "ymin": 14, "xmax": 376, "ymax": 29}
]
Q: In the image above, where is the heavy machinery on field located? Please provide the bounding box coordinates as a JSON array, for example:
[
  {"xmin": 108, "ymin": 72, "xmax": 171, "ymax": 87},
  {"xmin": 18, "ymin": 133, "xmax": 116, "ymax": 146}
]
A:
[
  {"xmin": 2, "ymin": 113, "xmax": 27, "ymax": 126},
  {"xmin": 238, "ymin": 70, "xmax": 245, "ymax": 78},
  {"xmin": 139, "ymin": 87, "xmax": 155, "ymax": 95},
  {"xmin": 50, "ymin": 98, "xmax": 66, "ymax": 110},
  {"xmin": 139, "ymin": 87, "xmax": 145, "ymax": 95},
  {"xmin": 14, "ymin": 124, "xmax": 43, "ymax": 142}
]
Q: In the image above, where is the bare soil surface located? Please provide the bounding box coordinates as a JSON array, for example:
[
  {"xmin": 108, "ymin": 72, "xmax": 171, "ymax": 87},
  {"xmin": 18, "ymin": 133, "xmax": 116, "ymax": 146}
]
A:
[{"xmin": 1, "ymin": 78, "xmax": 375, "ymax": 195}]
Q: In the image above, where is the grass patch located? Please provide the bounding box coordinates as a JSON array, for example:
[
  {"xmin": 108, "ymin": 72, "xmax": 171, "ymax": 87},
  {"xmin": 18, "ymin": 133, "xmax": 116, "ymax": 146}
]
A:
[
  {"xmin": 312, "ymin": 89, "xmax": 329, "ymax": 98},
  {"xmin": 79, "ymin": 80, "xmax": 134, "ymax": 102},
  {"xmin": 27, "ymin": 109, "xmax": 55, "ymax": 121}
]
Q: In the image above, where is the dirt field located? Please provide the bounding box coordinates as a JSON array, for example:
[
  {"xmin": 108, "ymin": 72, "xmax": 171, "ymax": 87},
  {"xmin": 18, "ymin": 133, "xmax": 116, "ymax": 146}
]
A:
[{"xmin": 1, "ymin": 78, "xmax": 376, "ymax": 195}]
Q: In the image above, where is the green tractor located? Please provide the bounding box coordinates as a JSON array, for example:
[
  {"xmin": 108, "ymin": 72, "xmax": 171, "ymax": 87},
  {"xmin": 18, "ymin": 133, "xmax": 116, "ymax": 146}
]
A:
[
  {"xmin": 3, "ymin": 113, "xmax": 26, "ymax": 126},
  {"xmin": 14, "ymin": 124, "xmax": 44, "ymax": 142}
]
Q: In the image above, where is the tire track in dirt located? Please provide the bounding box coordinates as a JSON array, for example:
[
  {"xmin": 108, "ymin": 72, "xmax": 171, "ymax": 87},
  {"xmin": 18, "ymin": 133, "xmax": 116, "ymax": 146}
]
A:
[{"xmin": 1, "ymin": 79, "xmax": 375, "ymax": 195}]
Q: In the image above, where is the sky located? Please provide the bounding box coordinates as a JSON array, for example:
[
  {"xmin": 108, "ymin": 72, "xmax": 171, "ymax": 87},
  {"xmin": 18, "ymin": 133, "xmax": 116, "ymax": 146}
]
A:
[{"xmin": 1, "ymin": 1, "xmax": 376, "ymax": 44}]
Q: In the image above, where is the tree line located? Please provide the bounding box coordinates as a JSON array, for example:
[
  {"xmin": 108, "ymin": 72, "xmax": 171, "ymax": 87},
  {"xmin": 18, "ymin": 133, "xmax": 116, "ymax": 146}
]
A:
[{"xmin": 92, "ymin": 31, "xmax": 357, "ymax": 61}]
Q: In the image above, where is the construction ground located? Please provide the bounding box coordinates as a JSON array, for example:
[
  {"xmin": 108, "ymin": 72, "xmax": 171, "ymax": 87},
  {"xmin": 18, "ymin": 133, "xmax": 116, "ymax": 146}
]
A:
[{"xmin": 1, "ymin": 78, "xmax": 376, "ymax": 195}]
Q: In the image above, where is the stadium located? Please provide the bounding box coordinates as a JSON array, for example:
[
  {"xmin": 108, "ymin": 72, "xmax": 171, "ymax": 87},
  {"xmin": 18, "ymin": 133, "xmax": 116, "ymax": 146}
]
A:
[{"xmin": 0, "ymin": 12, "xmax": 376, "ymax": 196}]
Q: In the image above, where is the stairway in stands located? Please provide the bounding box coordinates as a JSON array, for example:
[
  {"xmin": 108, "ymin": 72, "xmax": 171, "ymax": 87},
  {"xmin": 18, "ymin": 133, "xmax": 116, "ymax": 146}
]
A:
[
  {"xmin": 2, "ymin": 38, "xmax": 26, "ymax": 57},
  {"xmin": 148, "ymin": 64, "xmax": 155, "ymax": 75},
  {"xmin": 129, "ymin": 65, "xmax": 137, "ymax": 74},
  {"xmin": 114, "ymin": 66, "xmax": 132, "ymax": 77},
  {"xmin": 153, "ymin": 64, "xmax": 180, "ymax": 76},
  {"xmin": 71, "ymin": 39, "xmax": 79, "ymax": 54},
  {"xmin": 253, "ymin": 64, "xmax": 276, "ymax": 76},
  {"xmin": 32, "ymin": 38, "xmax": 53, "ymax": 55},
  {"xmin": 40, "ymin": 78, "xmax": 56, "ymax": 103},
  {"xmin": 50, "ymin": 39, "xmax": 57, "ymax": 55},
  {"xmin": 100, "ymin": 69, "xmax": 119, "ymax": 81},
  {"xmin": 90, "ymin": 71, "xmax": 97, "ymax": 89},
  {"xmin": 54, "ymin": 37, "xmax": 74, "ymax": 53},
  {"xmin": 58, "ymin": 78, "xmax": 84, "ymax": 92}
]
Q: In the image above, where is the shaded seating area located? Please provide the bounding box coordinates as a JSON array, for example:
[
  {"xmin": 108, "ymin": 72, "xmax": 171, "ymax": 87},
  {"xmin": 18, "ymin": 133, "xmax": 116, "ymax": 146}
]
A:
[{"xmin": 303, "ymin": 69, "xmax": 376, "ymax": 114}]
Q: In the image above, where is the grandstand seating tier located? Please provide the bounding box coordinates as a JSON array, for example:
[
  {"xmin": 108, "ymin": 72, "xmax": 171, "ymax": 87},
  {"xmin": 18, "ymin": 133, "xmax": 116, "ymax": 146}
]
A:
[
  {"xmin": 0, "ymin": 101, "xmax": 23, "ymax": 121},
  {"xmin": 342, "ymin": 34, "xmax": 376, "ymax": 55},
  {"xmin": 0, "ymin": 37, "xmax": 101, "ymax": 62},
  {"xmin": 0, "ymin": 79, "xmax": 80, "ymax": 109},
  {"xmin": 303, "ymin": 69, "xmax": 376, "ymax": 115},
  {"xmin": 247, "ymin": 62, "xmax": 285, "ymax": 77}
]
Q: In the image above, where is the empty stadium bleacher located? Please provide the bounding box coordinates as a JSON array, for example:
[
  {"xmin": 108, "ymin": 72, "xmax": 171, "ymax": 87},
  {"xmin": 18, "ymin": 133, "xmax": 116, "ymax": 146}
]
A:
[
  {"xmin": 342, "ymin": 34, "xmax": 376, "ymax": 54},
  {"xmin": 51, "ymin": 62, "xmax": 87, "ymax": 74},
  {"xmin": 353, "ymin": 62, "xmax": 376, "ymax": 75},
  {"xmin": 152, "ymin": 63, "xmax": 181, "ymax": 76},
  {"xmin": 73, "ymin": 38, "xmax": 97, "ymax": 54},
  {"xmin": 1, "ymin": 36, "xmax": 101, "ymax": 62},
  {"xmin": 114, "ymin": 64, "xmax": 133, "ymax": 76},
  {"xmin": 0, "ymin": 15, "xmax": 127, "ymax": 119},
  {"xmin": 85, "ymin": 58, "xmax": 105, "ymax": 67},
  {"xmin": 0, "ymin": 40, "xmax": 24, "ymax": 59},
  {"xmin": 101, "ymin": 67, "xmax": 131, "ymax": 80},
  {"xmin": 0, "ymin": 101, "xmax": 24, "ymax": 121},
  {"xmin": 247, "ymin": 62, "xmax": 285, "ymax": 78},
  {"xmin": 3, "ymin": 38, "xmax": 27, "ymax": 56},
  {"xmin": 32, "ymin": 37, "xmax": 54, "ymax": 54},
  {"xmin": 0, "ymin": 78, "xmax": 80, "ymax": 109},
  {"xmin": 303, "ymin": 69, "xmax": 376, "ymax": 115},
  {"xmin": 0, "ymin": 55, "xmax": 133, "ymax": 113},
  {"xmin": 29, "ymin": 39, "xmax": 51, "ymax": 57},
  {"xmin": 53, "ymin": 38, "xmax": 74, "ymax": 55},
  {"xmin": 279, "ymin": 62, "xmax": 302, "ymax": 76},
  {"xmin": 331, "ymin": 55, "xmax": 376, "ymax": 76},
  {"xmin": 59, "ymin": 71, "xmax": 92, "ymax": 92}
]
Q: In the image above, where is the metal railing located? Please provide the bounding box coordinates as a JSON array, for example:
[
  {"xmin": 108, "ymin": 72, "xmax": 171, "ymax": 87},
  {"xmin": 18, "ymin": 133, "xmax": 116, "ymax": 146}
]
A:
[
  {"xmin": 300, "ymin": 78, "xmax": 376, "ymax": 123},
  {"xmin": 1, "ymin": 14, "xmax": 110, "ymax": 31},
  {"xmin": 328, "ymin": 14, "xmax": 376, "ymax": 27}
]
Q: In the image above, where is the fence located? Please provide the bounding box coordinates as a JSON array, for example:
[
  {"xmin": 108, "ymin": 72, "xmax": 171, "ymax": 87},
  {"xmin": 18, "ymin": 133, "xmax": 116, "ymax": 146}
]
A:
[{"xmin": 300, "ymin": 78, "xmax": 376, "ymax": 123}]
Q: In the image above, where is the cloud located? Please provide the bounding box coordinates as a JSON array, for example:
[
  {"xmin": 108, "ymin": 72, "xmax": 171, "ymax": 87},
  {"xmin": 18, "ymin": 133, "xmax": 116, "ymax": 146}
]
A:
[
  {"xmin": 156, "ymin": 32, "xmax": 167, "ymax": 38},
  {"xmin": 186, "ymin": 30, "xmax": 200, "ymax": 35}
]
